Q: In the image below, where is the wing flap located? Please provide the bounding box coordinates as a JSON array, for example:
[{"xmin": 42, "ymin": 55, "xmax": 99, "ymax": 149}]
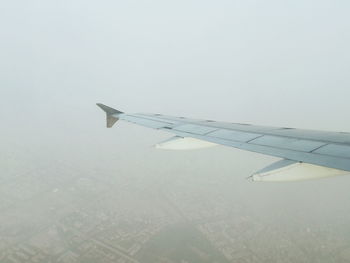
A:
[{"xmin": 248, "ymin": 135, "xmax": 326, "ymax": 152}]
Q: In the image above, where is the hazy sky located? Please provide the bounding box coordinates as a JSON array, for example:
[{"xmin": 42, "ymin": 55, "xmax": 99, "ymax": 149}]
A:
[
  {"xmin": 1, "ymin": 0, "xmax": 350, "ymax": 131},
  {"xmin": 2, "ymin": 0, "xmax": 350, "ymax": 190},
  {"xmin": 2, "ymin": 2, "xmax": 350, "ymax": 251}
]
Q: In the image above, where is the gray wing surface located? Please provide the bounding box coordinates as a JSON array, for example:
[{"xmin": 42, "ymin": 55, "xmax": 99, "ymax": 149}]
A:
[{"xmin": 97, "ymin": 103, "xmax": 350, "ymax": 181}]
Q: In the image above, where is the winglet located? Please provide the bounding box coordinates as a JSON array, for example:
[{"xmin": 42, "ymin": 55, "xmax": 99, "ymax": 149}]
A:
[{"xmin": 96, "ymin": 103, "xmax": 124, "ymax": 128}]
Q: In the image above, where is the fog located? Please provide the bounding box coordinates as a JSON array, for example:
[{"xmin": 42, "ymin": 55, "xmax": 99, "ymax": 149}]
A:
[{"xmin": 1, "ymin": 0, "xmax": 350, "ymax": 262}]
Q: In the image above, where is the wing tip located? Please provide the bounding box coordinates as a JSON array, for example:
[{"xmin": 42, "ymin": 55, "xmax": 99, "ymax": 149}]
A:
[
  {"xmin": 96, "ymin": 103, "xmax": 123, "ymax": 115},
  {"xmin": 96, "ymin": 103, "xmax": 123, "ymax": 128}
]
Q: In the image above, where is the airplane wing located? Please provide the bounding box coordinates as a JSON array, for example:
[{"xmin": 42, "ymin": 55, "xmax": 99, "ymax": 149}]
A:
[{"xmin": 97, "ymin": 103, "xmax": 350, "ymax": 182}]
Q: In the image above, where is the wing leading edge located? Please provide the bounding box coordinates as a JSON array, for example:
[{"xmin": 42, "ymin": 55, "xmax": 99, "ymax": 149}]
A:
[{"xmin": 97, "ymin": 103, "xmax": 350, "ymax": 181}]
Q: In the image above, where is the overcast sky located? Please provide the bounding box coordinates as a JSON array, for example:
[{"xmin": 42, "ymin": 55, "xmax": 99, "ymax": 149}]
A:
[{"xmin": 1, "ymin": 0, "xmax": 350, "ymax": 131}]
